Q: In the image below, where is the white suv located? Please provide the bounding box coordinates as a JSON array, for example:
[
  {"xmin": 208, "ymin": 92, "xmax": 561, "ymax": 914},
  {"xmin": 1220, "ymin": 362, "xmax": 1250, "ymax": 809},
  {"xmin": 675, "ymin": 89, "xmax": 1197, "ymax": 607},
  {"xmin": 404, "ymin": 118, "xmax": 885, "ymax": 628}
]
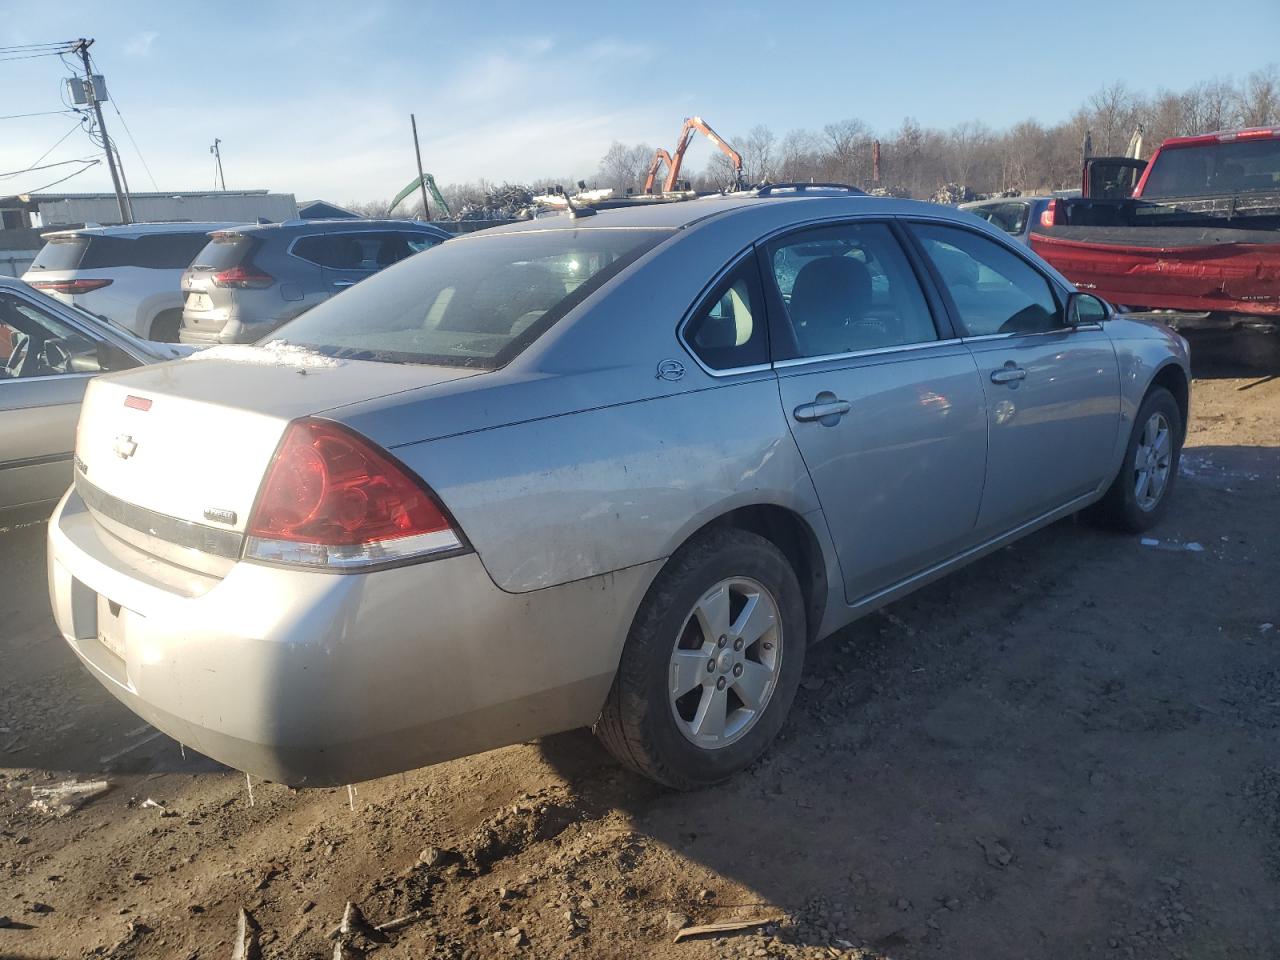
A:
[{"xmin": 24, "ymin": 222, "xmax": 241, "ymax": 341}]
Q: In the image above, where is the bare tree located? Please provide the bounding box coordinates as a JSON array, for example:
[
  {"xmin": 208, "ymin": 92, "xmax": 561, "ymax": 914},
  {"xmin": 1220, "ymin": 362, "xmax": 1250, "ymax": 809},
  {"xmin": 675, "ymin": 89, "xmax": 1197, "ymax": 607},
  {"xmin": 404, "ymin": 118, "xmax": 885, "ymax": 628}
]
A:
[
  {"xmin": 1238, "ymin": 65, "xmax": 1280, "ymax": 127},
  {"xmin": 597, "ymin": 142, "xmax": 655, "ymax": 193},
  {"xmin": 740, "ymin": 125, "xmax": 777, "ymax": 184},
  {"xmin": 823, "ymin": 118, "xmax": 873, "ymax": 185}
]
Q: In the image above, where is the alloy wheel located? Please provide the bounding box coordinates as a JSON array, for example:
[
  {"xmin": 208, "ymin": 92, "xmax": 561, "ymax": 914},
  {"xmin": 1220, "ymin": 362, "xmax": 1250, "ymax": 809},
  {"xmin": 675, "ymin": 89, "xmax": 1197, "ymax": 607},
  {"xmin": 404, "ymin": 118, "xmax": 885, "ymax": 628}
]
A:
[{"xmin": 668, "ymin": 577, "xmax": 783, "ymax": 749}]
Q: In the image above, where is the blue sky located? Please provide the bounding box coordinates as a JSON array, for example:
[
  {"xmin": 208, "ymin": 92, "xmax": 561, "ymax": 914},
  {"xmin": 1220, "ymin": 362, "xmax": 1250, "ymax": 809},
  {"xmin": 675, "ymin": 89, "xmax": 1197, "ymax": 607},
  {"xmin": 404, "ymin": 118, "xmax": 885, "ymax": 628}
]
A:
[{"xmin": 2, "ymin": 0, "xmax": 1277, "ymax": 203}]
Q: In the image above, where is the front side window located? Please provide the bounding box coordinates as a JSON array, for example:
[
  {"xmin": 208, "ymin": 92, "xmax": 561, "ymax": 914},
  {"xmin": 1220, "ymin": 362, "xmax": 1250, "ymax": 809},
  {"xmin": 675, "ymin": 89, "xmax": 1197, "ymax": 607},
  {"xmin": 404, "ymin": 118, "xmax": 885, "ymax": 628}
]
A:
[
  {"xmin": 683, "ymin": 257, "xmax": 768, "ymax": 370},
  {"xmin": 767, "ymin": 222, "xmax": 937, "ymax": 359},
  {"xmin": 274, "ymin": 228, "xmax": 669, "ymax": 368},
  {"xmin": 912, "ymin": 223, "xmax": 1061, "ymax": 336},
  {"xmin": 0, "ymin": 295, "xmax": 136, "ymax": 378}
]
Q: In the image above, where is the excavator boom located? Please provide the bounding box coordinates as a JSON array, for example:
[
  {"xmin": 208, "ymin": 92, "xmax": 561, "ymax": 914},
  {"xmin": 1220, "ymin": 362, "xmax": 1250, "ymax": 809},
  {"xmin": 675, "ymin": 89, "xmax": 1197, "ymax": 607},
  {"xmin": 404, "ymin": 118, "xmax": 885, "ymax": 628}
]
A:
[{"xmin": 643, "ymin": 116, "xmax": 744, "ymax": 194}]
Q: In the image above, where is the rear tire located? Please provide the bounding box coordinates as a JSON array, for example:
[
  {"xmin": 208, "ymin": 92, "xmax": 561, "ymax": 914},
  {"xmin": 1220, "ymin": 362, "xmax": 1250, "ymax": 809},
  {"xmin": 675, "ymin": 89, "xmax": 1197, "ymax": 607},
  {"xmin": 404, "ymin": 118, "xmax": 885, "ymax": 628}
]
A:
[
  {"xmin": 149, "ymin": 311, "xmax": 181, "ymax": 343},
  {"xmin": 1089, "ymin": 386, "xmax": 1182, "ymax": 533},
  {"xmin": 595, "ymin": 527, "xmax": 806, "ymax": 790}
]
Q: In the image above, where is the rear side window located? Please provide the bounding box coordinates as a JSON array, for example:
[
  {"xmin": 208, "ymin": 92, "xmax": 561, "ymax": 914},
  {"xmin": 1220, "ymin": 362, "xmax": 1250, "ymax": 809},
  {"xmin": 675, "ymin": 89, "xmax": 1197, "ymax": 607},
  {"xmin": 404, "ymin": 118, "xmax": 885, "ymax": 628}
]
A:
[
  {"xmin": 912, "ymin": 223, "xmax": 1061, "ymax": 336},
  {"xmin": 767, "ymin": 222, "xmax": 937, "ymax": 359},
  {"xmin": 294, "ymin": 232, "xmax": 442, "ymax": 270},
  {"xmin": 968, "ymin": 203, "xmax": 1029, "ymax": 236},
  {"xmin": 31, "ymin": 234, "xmax": 211, "ymax": 271},
  {"xmin": 190, "ymin": 234, "xmax": 255, "ymax": 271},
  {"xmin": 683, "ymin": 257, "xmax": 768, "ymax": 370},
  {"xmin": 273, "ymin": 228, "xmax": 669, "ymax": 368}
]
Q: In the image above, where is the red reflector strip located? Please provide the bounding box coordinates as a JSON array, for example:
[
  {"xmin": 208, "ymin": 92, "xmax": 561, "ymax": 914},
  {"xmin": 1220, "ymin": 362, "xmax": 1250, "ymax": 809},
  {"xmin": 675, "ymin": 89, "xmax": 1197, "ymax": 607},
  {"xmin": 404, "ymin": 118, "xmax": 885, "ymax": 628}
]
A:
[{"xmin": 124, "ymin": 395, "xmax": 152, "ymax": 411}]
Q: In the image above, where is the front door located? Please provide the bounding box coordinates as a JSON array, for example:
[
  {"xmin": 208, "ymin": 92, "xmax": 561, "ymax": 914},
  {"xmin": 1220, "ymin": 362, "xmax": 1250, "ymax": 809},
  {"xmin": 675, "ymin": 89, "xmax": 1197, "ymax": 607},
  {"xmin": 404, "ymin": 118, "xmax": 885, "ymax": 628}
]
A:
[
  {"xmin": 909, "ymin": 222, "xmax": 1121, "ymax": 535},
  {"xmin": 764, "ymin": 222, "xmax": 988, "ymax": 604}
]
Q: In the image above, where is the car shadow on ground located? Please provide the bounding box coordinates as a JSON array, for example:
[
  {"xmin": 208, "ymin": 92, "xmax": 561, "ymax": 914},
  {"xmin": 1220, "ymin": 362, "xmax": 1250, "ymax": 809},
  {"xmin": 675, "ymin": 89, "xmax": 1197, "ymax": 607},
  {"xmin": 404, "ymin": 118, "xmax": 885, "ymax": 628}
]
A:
[{"xmin": 534, "ymin": 455, "xmax": 1280, "ymax": 956}]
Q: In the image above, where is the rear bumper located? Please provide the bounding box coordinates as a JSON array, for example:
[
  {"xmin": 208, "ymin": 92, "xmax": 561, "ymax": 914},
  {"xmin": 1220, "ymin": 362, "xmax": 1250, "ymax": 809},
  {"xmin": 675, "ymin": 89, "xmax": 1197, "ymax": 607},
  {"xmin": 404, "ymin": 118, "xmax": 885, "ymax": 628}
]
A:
[
  {"xmin": 179, "ymin": 316, "xmax": 277, "ymax": 345},
  {"xmin": 47, "ymin": 488, "xmax": 656, "ymax": 784}
]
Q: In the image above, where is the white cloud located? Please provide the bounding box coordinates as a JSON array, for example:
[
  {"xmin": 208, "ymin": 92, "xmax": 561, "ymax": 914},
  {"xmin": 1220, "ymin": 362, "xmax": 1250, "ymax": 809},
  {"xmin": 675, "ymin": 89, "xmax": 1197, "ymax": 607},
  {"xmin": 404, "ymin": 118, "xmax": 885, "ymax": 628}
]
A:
[{"xmin": 124, "ymin": 31, "xmax": 159, "ymax": 57}]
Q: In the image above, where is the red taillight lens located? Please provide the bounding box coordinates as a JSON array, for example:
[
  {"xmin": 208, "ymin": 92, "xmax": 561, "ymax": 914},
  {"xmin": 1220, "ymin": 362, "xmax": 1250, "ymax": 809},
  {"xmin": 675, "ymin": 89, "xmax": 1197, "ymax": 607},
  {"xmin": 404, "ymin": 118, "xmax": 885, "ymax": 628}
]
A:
[
  {"xmin": 211, "ymin": 265, "xmax": 274, "ymax": 289},
  {"xmin": 27, "ymin": 278, "xmax": 113, "ymax": 294},
  {"xmin": 1039, "ymin": 199, "xmax": 1059, "ymax": 229},
  {"xmin": 244, "ymin": 419, "xmax": 461, "ymax": 569}
]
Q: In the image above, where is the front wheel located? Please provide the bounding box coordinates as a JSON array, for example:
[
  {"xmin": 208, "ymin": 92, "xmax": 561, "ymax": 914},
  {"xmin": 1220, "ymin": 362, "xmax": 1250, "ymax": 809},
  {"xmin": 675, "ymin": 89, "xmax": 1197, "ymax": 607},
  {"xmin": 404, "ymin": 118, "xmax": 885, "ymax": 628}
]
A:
[
  {"xmin": 1090, "ymin": 386, "xmax": 1182, "ymax": 533},
  {"xmin": 595, "ymin": 528, "xmax": 806, "ymax": 790}
]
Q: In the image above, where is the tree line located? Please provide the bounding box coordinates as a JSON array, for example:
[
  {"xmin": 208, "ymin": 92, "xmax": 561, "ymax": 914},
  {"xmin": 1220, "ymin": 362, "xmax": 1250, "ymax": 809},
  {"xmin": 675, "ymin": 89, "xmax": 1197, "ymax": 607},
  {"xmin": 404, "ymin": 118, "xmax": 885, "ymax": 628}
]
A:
[{"xmin": 347, "ymin": 66, "xmax": 1278, "ymax": 217}]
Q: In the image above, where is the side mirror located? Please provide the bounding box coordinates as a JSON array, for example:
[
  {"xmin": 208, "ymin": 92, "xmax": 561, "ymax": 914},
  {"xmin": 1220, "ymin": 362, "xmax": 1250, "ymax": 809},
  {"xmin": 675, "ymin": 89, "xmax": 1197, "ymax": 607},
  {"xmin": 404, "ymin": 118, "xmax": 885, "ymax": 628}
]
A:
[{"xmin": 1065, "ymin": 291, "xmax": 1111, "ymax": 326}]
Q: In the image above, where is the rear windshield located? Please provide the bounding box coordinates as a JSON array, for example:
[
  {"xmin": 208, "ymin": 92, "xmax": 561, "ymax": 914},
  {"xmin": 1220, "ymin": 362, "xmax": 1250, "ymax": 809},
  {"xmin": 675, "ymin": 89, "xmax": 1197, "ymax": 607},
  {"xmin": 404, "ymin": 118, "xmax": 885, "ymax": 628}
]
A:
[
  {"xmin": 31, "ymin": 233, "xmax": 214, "ymax": 271},
  {"xmin": 190, "ymin": 233, "xmax": 255, "ymax": 271},
  {"xmin": 1143, "ymin": 137, "xmax": 1280, "ymax": 198},
  {"xmin": 270, "ymin": 228, "xmax": 669, "ymax": 368},
  {"xmin": 30, "ymin": 236, "xmax": 89, "ymax": 271}
]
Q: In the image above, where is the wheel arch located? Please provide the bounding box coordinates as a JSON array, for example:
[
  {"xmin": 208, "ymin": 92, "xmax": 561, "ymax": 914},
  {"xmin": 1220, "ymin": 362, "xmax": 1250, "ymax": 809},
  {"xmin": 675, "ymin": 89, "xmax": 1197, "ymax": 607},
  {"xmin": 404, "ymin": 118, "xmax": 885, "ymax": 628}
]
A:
[
  {"xmin": 670, "ymin": 503, "xmax": 832, "ymax": 644},
  {"xmin": 1149, "ymin": 361, "xmax": 1189, "ymax": 441}
]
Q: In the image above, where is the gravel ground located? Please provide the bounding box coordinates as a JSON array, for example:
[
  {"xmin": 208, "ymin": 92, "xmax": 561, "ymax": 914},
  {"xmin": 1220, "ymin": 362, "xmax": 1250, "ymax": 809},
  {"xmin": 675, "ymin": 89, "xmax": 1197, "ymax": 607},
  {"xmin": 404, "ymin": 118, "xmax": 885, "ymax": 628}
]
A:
[{"xmin": 1, "ymin": 372, "xmax": 1277, "ymax": 960}]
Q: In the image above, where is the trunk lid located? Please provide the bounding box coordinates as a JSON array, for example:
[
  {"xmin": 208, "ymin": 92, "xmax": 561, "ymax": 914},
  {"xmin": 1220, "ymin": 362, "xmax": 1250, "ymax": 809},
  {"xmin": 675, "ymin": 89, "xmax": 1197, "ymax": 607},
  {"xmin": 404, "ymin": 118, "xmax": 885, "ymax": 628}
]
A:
[{"xmin": 75, "ymin": 347, "xmax": 484, "ymax": 553}]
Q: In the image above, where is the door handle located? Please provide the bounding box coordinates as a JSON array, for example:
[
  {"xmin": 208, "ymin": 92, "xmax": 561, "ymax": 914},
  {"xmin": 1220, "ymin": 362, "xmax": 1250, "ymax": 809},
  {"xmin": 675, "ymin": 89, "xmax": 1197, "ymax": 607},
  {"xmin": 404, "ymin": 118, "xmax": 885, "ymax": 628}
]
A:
[
  {"xmin": 332, "ymin": 280, "xmax": 356, "ymax": 288},
  {"xmin": 990, "ymin": 366, "xmax": 1027, "ymax": 384},
  {"xmin": 793, "ymin": 397, "xmax": 851, "ymax": 423}
]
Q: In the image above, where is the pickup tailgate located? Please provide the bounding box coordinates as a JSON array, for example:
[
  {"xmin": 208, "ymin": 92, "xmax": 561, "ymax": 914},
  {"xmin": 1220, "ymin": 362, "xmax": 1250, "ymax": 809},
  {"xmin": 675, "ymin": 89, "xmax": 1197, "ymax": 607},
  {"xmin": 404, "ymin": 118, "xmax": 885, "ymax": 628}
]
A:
[
  {"xmin": 1030, "ymin": 227, "xmax": 1280, "ymax": 315},
  {"xmin": 74, "ymin": 348, "xmax": 481, "ymax": 558}
]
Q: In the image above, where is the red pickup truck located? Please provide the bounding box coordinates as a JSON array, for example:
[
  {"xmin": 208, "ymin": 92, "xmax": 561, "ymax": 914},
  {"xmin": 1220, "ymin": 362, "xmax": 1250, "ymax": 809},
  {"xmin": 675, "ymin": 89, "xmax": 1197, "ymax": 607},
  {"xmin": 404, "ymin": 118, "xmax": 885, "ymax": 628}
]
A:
[{"xmin": 1030, "ymin": 128, "xmax": 1280, "ymax": 344}]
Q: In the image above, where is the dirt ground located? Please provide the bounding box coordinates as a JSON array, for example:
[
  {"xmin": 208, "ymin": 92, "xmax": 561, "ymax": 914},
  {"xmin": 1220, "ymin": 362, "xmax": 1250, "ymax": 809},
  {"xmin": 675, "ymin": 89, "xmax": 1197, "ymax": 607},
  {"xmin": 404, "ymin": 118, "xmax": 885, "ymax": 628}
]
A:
[{"xmin": 1, "ymin": 368, "xmax": 1277, "ymax": 960}]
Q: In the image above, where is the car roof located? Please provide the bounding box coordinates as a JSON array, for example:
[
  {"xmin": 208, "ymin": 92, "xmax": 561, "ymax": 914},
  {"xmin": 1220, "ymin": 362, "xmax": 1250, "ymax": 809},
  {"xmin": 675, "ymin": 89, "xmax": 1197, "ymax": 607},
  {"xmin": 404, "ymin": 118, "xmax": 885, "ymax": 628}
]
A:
[
  {"xmin": 469, "ymin": 193, "xmax": 973, "ymax": 237},
  {"xmin": 41, "ymin": 221, "xmax": 245, "ymax": 240},
  {"xmin": 959, "ymin": 196, "xmax": 1049, "ymax": 209},
  {"xmin": 220, "ymin": 219, "xmax": 452, "ymax": 238}
]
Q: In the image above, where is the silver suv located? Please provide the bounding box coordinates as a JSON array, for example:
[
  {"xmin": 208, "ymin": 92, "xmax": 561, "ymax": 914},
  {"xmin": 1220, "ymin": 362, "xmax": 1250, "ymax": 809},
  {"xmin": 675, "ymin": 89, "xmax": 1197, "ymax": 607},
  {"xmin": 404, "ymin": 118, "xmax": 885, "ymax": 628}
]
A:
[{"xmin": 179, "ymin": 219, "xmax": 451, "ymax": 344}]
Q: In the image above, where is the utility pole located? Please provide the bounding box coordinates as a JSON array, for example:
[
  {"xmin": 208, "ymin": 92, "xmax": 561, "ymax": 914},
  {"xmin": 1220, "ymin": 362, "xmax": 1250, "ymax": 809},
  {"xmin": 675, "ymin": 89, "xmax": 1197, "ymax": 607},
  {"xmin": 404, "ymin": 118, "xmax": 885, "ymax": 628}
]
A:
[
  {"xmin": 211, "ymin": 138, "xmax": 226, "ymax": 191},
  {"xmin": 410, "ymin": 114, "xmax": 430, "ymax": 220},
  {"xmin": 72, "ymin": 38, "xmax": 131, "ymax": 223}
]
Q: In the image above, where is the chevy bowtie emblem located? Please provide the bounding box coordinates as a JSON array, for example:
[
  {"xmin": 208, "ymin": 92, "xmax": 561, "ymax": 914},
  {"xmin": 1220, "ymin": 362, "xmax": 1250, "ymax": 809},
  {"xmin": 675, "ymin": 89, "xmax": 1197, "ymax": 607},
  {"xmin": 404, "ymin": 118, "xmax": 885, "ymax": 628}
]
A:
[{"xmin": 113, "ymin": 434, "xmax": 138, "ymax": 460}]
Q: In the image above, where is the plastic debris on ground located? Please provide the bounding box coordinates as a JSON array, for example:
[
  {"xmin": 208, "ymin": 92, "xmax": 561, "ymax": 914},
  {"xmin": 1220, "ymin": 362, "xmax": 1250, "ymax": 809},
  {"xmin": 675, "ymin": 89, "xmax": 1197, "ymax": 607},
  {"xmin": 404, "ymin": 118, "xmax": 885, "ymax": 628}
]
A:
[
  {"xmin": 1140, "ymin": 538, "xmax": 1205, "ymax": 552},
  {"xmin": 29, "ymin": 779, "xmax": 111, "ymax": 816}
]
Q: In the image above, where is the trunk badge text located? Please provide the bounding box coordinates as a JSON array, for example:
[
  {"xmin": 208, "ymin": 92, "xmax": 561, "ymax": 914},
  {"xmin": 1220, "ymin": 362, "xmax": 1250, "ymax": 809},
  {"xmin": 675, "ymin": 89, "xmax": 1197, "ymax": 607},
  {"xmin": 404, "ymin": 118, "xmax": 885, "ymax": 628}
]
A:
[
  {"xmin": 203, "ymin": 508, "xmax": 237, "ymax": 526},
  {"xmin": 112, "ymin": 434, "xmax": 138, "ymax": 460},
  {"xmin": 73, "ymin": 454, "xmax": 88, "ymax": 475}
]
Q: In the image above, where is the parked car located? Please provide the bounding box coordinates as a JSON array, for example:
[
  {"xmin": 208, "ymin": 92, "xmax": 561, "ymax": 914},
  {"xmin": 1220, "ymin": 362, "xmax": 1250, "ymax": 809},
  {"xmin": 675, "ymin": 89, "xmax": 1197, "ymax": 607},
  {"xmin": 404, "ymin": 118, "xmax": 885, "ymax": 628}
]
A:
[
  {"xmin": 959, "ymin": 196, "xmax": 1054, "ymax": 245},
  {"xmin": 0, "ymin": 276, "xmax": 184, "ymax": 523},
  {"xmin": 179, "ymin": 219, "xmax": 452, "ymax": 345},
  {"xmin": 1031, "ymin": 127, "xmax": 1280, "ymax": 338},
  {"xmin": 23, "ymin": 222, "xmax": 240, "ymax": 342},
  {"xmin": 48, "ymin": 189, "xmax": 1190, "ymax": 790}
]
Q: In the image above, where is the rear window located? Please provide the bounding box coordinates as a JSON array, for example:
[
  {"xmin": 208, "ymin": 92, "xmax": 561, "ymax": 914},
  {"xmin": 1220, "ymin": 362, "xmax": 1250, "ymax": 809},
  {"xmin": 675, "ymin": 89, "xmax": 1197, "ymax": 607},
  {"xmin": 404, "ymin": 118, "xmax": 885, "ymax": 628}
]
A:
[
  {"xmin": 31, "ymin": 232, "xmax": 214, "ymax": 271},
  {"xmin": 272, "ymin": 228, "xmax": 669, "ymax": 368},
  {"xmin": 190, "ymin": 233, "xmax": 256, "ymax": 271},
  {"xmin": 1143, "ymin": 137, "xmax": 1280, "ymax": 198},
  {"xmin": 30, "ymin": 236, "xmax": 90, "ymax": 271}
]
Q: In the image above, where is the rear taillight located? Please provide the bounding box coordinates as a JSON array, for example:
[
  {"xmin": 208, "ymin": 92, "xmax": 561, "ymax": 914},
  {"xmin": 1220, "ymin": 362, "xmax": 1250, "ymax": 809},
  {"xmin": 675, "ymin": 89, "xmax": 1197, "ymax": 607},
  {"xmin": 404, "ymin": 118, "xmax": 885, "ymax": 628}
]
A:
[
  {"xmin": 1039, "ymin": 199, "xmax": 1059, "ymax": 229},
  {"xmin": 244, "ymin": 418, "xmax": 462, "ymax": 570},
  {"xmin": 211, "ymin": 265, "xmax": 274, "ymax": 289},
  {"xmin": 27, "ymin": 278, "xmax": 113, "ymax": 294}
]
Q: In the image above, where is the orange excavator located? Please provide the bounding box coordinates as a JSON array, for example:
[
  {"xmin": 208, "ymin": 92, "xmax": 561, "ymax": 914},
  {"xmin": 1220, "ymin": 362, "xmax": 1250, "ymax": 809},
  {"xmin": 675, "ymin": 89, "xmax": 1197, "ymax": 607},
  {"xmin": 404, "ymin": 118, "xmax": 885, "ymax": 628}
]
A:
[{"xmin": 643, "ymin": 116, "xmax": 744, "ymax": 194}]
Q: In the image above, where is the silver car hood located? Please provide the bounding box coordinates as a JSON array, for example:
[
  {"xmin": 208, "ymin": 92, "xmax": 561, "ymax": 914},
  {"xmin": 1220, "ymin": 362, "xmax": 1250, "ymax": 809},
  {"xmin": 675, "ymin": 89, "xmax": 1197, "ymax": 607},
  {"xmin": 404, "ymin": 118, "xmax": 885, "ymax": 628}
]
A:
[{"xmin": 75, "ymin": 345, "xmax": 483, "ymax": 535}]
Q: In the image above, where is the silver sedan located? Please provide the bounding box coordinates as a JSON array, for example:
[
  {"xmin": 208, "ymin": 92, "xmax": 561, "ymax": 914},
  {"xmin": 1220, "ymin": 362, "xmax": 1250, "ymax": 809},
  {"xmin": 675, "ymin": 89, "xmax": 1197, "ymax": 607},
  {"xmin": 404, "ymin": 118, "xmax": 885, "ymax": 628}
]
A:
[
  {"xmin": 46, "ymin": 189, "xmax": 1190, "ymax": 789},
  {"xmin": 0, "ymin": 276, "xmax": 183, "ymax": 524}
]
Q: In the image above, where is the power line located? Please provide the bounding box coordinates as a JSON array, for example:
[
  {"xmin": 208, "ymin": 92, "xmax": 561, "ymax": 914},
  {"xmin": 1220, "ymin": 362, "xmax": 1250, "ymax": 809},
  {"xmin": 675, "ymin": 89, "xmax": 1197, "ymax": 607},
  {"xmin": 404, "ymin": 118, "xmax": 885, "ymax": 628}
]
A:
[
  {"xmin": 0, "ymin": 119, "xmax": 88, "ymax": 179},
  {"xmin": 0, "ymin": 40, "xmax": 77, "ymax": 52},
  {"xmin": 13, "ymin": 158, "xmax": 101, "ymax": 195},
  {"xmin": 0, "ymin": 157, "xmax": 99, "ymax": 179},
  {"xmin": 0, "ymin": 109, "xmax": 77, "ymax": 121},
  {"xmin": 109, "ymin": 97, "xmax": 160, "ymax": 191},
  {"xmin": 0, "ymin": 48, "xmax": 76, "ymax": 63}
]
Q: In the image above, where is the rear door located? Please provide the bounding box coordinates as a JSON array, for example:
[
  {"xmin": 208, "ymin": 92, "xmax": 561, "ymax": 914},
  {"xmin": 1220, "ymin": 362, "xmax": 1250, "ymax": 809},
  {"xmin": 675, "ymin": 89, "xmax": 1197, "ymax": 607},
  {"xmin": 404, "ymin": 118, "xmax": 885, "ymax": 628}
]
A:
[
  {"xmin": 764, "ymin": 221, "xmax": 988, "ymax": 605},
  {"xmin": 313, "ymin": 232, "xmax": 381, "ymax": 294},
  {"xmin": 908, "ymin": 221, "xmax": 1120, "ymax": 535}
]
